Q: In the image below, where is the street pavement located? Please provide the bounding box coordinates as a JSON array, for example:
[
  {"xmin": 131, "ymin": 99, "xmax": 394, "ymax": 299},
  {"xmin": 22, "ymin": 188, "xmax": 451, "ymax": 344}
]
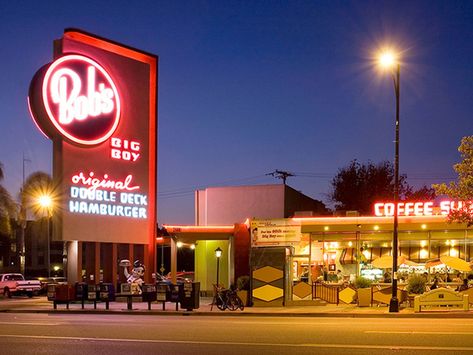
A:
[{"xmin": 2, "ymin": 296, "xmax": 473, "ymax": 318}]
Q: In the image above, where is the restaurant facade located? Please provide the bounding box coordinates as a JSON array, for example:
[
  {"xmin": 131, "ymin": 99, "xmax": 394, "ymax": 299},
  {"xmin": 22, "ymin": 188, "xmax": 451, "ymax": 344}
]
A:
[{"xmin": 168, "ymin": 200, "xmax": 473, "ymax": 306}]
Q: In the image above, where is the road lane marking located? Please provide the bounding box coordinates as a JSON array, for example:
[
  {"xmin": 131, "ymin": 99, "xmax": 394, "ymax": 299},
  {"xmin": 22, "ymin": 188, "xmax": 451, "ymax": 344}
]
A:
[
  {"xmin": 366, "ymin": 330, "xmax": 473, "ymax": 335},
  {"xmin": 0, "ymin": 322, "xmax": 61, "ymax": 326},
  {"xmin": 1, "ymin": 334, "xmax": 473, "ymax": 351}
]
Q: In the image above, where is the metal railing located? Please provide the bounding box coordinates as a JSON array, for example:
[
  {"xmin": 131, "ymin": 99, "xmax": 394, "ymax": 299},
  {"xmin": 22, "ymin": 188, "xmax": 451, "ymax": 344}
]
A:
[{"xmin": 312, "ymin": 281, "xmax": 341, "ymax": 305}]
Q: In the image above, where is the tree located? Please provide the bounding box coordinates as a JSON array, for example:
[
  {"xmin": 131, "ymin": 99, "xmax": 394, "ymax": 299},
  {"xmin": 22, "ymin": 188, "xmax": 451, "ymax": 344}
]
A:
[
  {"xmin": 17, "ymin": 171, "xmax": 55, "ymax": 275},
  {"xmin": 0, "ymin": 162, "xmax": 17, "ymax": 236},
  {"xmin": 433, "ymin": 136, "xmax": 473, "ymax": 225},
  {"xmin": 330, "ymin": 160, "xmax": 414, "ymax": 215},
  {"xmin": 404, "ymin": 185, "xmax": 436, "ymax": 201}
]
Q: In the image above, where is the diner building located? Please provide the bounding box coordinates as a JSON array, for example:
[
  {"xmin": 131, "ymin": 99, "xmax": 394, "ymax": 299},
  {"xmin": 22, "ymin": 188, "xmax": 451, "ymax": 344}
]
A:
[{"xmin": 167, "ymin": 199, "xmax": 473, "ymax": 307}]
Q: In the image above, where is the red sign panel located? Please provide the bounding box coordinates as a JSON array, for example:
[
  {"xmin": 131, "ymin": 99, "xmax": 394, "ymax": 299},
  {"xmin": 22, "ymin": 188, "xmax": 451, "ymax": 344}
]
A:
[{"xmin": 28, "ymin": 29, "xmax": 157, "ymax": 251}]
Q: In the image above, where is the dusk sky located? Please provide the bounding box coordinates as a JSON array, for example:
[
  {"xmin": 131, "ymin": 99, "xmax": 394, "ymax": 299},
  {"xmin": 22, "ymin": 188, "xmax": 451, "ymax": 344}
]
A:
[{"xmin": 0, "ymin": 1, "xmax": 472, "ymax": 224}]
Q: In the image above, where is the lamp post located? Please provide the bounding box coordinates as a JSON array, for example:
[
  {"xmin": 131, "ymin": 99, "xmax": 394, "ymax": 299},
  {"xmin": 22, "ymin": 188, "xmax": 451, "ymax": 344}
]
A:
[
  {"xmin": 378, "ymin": 50, "xmax": 400, "ymax": 313},
  {"xmin": 215, "ymin": 247, "xmax": 222, "ymax": 286},
  {"xmin": 38, "ymin": 194, "xmax": 52, "ymax": 278}
]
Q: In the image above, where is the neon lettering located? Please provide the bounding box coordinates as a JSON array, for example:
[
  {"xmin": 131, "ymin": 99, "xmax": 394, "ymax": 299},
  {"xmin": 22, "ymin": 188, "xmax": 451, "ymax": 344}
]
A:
[
  {"xmin": 404, "ymin": 202, "xmax": 414, "ymax": 216},
  {"xmin": 50, "ymin": 66, "xmax": 115, "ymax": 124},
  {"xmin": 424, "ymin": 202, "xmax": 433, "ymax": 215},
  {"xmin": 414, "ymin": 202, "xmax": 423, "ymax": 216},
  {"xmin": 110, "ymin": 137, "xmax": 141, "ymax": 162},
  {"xmin": 69, "ymin": 200, "xmax": 147, "ymax": 218},
  {"xmin": 373, "ymin": 200, "xmax": 470, "ymax": 217},
  {"xmin": 374, "ymin": 203, "xmax": 383, "ymax": 216},
  {"xmin": 71, "ymin": 172, "xmax": 139, "ymax": 191},
  {"xmin": 41, "ymin": 55, "xmax": 121, "ymax": 146}
]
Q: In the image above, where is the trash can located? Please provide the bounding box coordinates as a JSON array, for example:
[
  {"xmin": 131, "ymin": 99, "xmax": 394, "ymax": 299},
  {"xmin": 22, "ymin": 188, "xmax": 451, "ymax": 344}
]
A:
[
  {"xmin": 53, "ymin": 284, "xmax": 74, "ymax": 309},
  {"xmin": 99, "ymin": 283, "xmax": 115, "ymax": 302},
  {"xmin": 75, "ymin": 282, "xmax": 87, "ymax": 301},
  {"xmin": 156, "ymin": 282, "xmax": 169, "ymax": 302},
  {"xmin": 87, "ymin": 284, "xmax": 97, "ymax": 301},
  {"xmin": 179, "ymin": 282, "xmax": 200, "ymax": 311},
  {"xmin": 142, "ymin": 284, "xmax": 157, "ymax": 302},
  {"xmin": 55, "ymin": 284, "xmax": 74, "ymax": 302},
  {"xmin": 47, "ymin": 284, "xmax": 56, "ymax": 301},
  {"xmin": 142, "ymin": 284, "xmax": 157, "ymax": 310},
  {"xmin": 170, "ymin": 284, "xmax": 180, "ymax": 302},
  {"xmin": 75, "ymin": 282, "xmax": 88, "ymax": 308},
  {"xmin": 120, "ymin": 283, "xmax": 132, "ymax": 295}
]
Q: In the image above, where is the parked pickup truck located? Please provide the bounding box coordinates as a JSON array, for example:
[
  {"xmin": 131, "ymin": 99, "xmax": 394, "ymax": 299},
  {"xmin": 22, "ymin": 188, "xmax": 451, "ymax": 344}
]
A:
[{"xmin": 0, "ymin": 273, "xmax": 42, "ymax": 298}]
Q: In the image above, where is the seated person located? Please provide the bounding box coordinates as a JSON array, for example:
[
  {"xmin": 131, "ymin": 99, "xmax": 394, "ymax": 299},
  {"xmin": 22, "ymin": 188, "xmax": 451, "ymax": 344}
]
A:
[
  {"xmin": 383, "ymin": 272, "xmax": 391, "ymax": 283},
  {"xmin": 453, "ymin": 272, "xmax": 463, "ymax": 283},
  {"xmin": 456, "ymin": 278, "xmax": 469, "ymax": 292},
  {"xmin": 430, "ymin": 278, "xmax": 440, "ymax": 290}
]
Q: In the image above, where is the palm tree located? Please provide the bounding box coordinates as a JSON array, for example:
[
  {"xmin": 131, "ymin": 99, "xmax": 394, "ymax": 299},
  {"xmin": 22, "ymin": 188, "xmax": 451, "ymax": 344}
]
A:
[
  {"xmin": 0, "ymin": 162, "xmax": 17, "ymax": 236},
  {"xmin": 18, "ymin": 171, "xmax": 56, "ymax": 275}
]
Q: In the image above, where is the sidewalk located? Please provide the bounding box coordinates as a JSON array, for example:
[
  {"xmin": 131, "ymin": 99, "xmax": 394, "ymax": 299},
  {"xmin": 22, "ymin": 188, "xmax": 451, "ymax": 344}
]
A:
[{"xmin": 2, "ymin": 297, "xmax": 473, "ymax": 318}]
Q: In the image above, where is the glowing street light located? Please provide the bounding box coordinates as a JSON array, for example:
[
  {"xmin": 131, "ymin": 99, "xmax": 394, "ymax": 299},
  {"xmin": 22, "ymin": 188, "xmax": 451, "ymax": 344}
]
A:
[
  {"xmin": 215, "ymin": 247, "xmax": 222, "ymax": 286},
  {"xmin": 38, "ymin": 194, "xmax": 53, "ymax": 278},
  {"xmin": 377, "ymin": 48, "xmax": 401, "ymax": 313}
]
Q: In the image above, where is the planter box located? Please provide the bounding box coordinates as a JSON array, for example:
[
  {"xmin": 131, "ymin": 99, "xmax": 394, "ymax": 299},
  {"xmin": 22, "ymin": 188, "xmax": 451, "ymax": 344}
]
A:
[{"xmin": 357, "ymin": 288, "xmax": 372, "ymax": 307}]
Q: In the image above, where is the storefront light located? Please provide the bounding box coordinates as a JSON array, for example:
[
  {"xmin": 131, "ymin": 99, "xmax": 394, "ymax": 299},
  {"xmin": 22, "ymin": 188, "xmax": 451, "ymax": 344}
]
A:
[
  {"xmin": 176, "ymin": 241, "xmax": 183, "ymax": 248},
  {"xmin": 324, "ymin": 226, "xmax": 330, "ymax": 231},
  {"xmin": 420, "ymin": 248, "xmax": 428, "ymax": 259},
  {"xmin": 374, "ymin": 225, "xmax": 379, "ymax": 231},
  {"xmin": 421, "ymin": 224, "xmax": 427, "ymax": 230},
  {"xmin": 348, "ymin": 241, "xmax": 353, "ymax": 247},
  {"xmin": 420, "ymin": 240, "xmax": 427, "ymax": 248}
]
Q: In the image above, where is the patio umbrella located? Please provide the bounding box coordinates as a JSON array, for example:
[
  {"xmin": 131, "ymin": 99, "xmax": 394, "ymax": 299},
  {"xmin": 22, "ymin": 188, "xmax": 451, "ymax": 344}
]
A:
[
  {"xmin": 425, "ymin": 258, "xmax": 443, "ymax": 268},
  {"xmin": 441, "ymin": 255, "xmax": 471, "ymax": 272},
  {"xmin": 425, "ymin": 256, "xmax": 471, "ymax": 272},
  {"xmin": 372, "ymin": 255, "xmax": 416, "ymax": 268}
]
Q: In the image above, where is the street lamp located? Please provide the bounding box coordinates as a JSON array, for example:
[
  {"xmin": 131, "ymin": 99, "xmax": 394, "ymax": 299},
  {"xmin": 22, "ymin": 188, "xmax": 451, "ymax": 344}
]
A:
[
  {"xmin": 38, "ymin": 194, "xmax": 53, "ymax": 278},
  {"xmin": 215, "ymin": 247, "xmax": 222, "ymax": 286},
  {"xmin": 378, "ymin": 49, "xmax": 400, "ymax": 313}
]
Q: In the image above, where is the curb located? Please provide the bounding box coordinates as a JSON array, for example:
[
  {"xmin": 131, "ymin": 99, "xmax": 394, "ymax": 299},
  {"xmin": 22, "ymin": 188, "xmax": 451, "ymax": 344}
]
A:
[{"xmin": 2, "ymin": 308, "xmax": 473, "ymax": 318}]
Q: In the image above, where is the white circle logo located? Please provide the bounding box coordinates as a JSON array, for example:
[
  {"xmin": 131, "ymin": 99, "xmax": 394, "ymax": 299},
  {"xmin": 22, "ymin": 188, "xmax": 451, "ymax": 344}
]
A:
[{"xmin": 42, "ymin": 54, "xmax": 121, "ymax": 145}]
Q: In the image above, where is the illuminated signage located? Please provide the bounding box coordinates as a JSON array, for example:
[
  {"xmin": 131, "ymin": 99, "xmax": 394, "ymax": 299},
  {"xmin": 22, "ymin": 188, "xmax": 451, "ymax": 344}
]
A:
[
  {"xmin": 28, "ymin": 29, "xmax": 157, "ymax": 280},
  {"xmin": 68, "ymin": 171, "xmax": 147, "ymax": 219},
  {"xmin": 374, "ymin": 201, "xmax": 469, "ymax": 217},
  {"xmin": 30, "ymin": 54, "xmax": 121, "ymax": 146}
]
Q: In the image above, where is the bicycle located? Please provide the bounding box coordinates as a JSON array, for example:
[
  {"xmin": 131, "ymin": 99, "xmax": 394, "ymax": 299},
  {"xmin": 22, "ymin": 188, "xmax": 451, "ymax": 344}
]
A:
[{"xmin": 212, "ymin": 285, "xmax": 244, "ymax": 311}]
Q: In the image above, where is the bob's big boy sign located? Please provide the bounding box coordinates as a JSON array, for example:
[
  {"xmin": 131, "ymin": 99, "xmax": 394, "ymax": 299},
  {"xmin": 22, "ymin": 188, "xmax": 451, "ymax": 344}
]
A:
[{"xmin": 28, "ymin": 29, "xmax": 157, "ymax": 255}]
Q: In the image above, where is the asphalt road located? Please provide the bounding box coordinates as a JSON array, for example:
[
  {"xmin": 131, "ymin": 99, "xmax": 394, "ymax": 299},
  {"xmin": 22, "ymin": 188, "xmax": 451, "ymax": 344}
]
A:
[{"xmin": 0, "ymin": 312, "xmax": 473, "ymax": 354}]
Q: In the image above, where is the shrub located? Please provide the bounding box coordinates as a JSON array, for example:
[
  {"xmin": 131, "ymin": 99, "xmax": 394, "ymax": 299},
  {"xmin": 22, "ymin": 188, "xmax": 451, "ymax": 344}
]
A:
[
  {"xmin": 354, "ymin": 276, "xmax": 372, "ymax": 289},
  {"xmin": 236, "ymin": 275, "xmax": 250, "ymax": 291},
  {"xmin": 406, "ymin": 274, "xmax": 426, "ymax": 294}
]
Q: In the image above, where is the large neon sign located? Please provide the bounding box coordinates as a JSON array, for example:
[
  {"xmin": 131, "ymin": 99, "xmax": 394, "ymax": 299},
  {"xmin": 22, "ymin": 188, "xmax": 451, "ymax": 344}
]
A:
[
  {"xmin": 374, "ymin": 200, "xmax": 469, "ymax": 217},
  {"xmin": 30, "ymin": 54, "xmax": 121, "ymax": 146}
]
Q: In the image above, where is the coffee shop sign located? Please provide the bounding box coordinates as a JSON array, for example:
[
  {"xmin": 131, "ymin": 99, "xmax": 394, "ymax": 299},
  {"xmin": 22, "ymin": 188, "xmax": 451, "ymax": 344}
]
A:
[{"xmin": 374, "ymin": 200, "xmax": 470, "ymax": 217}]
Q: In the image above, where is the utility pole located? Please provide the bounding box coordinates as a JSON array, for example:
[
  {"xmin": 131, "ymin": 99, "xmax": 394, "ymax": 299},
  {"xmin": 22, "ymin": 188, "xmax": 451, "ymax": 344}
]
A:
[
  {"xmin": 19, "ymin": 153, "xmax": 30, "ymax": 275},
  {"xmin": 266, "ymin": 170, "xmax": 294, "ymax": 185}
]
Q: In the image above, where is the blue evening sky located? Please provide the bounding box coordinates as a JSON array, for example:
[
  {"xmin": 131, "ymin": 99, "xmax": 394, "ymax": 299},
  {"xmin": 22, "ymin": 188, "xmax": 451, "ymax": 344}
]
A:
[{"xmin": 0, "ymin": 1, "xmax": 472, "ymax": 224}]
